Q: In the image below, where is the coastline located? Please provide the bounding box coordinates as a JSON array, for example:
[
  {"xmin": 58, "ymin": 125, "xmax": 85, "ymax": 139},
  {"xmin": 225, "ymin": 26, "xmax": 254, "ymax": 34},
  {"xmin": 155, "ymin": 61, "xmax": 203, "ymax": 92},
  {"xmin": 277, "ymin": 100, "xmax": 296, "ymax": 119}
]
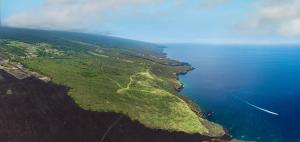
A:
[
  {"xmin": 0, "ymin": 69, "xmax": 232, "ymax": 142},
  {"xmin": 0, "ymin": 62, "xmax": 232, "ymax": 142},
  {"xmin": 174, "ymin": 65, "xmax": 195, "ymax": 92},
  {"xmin": 164, "ymin": 48, "xmax": 233, "ymax": 140},
  {"xmin": 1, "ymin": 26, "xmax": 239, "ymax": 141}
]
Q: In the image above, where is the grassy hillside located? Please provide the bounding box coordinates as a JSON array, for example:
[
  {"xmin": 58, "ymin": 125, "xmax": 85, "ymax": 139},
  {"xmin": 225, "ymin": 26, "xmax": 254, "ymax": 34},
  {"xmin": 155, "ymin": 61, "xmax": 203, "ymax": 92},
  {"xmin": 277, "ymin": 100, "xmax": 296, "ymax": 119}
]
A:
[{"xmin": 0, "ymin": 27, "xmax": 225, "ymax": 136}]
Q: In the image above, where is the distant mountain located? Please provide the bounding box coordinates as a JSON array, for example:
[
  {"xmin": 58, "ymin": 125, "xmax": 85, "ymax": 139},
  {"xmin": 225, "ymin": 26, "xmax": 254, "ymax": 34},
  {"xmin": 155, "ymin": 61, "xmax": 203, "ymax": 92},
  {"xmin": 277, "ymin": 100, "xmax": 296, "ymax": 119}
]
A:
[{"xmin": 0, "ymin": 26, "xmax": 165, "ymax": 57}]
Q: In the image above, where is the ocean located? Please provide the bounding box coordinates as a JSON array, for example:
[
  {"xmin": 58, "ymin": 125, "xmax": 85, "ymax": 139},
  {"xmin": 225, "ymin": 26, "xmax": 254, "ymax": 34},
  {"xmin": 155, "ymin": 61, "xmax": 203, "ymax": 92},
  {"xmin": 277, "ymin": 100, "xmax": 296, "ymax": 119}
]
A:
[{"xmin": 165, "ymin": 44, "xmax": 300, "ymax": 142}]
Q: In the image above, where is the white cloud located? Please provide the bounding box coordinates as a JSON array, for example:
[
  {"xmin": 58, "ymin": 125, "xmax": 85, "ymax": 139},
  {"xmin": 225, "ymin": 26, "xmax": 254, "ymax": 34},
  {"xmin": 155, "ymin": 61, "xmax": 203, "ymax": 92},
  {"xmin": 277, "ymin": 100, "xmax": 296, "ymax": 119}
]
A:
[
  {"xmin": 278, "ymin": 19, "xmax": 300, "ymax": 36},
  {"xmin": 5, "ymin": 0, "xmax": 160, "ymax": 31},
  {"xmin": 243, "ymin": 0, "xmax": 300, "ymax": 37}
]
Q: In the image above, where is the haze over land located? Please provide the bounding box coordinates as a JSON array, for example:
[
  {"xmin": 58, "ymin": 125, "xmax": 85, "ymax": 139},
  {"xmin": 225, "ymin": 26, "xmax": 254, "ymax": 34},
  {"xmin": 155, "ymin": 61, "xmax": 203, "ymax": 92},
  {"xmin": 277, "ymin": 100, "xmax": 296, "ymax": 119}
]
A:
[{"xmin": 2, "ymin": 0, "xmax": 300, "ymax": 44}]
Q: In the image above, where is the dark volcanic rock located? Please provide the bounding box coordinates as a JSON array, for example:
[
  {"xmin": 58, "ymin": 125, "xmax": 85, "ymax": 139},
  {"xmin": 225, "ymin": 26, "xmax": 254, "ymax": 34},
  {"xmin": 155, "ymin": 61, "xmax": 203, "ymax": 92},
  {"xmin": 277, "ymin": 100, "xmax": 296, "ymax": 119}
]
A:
[{"xmin": 0, "ymin": 70, "xmax": 230, "ymax": 142}]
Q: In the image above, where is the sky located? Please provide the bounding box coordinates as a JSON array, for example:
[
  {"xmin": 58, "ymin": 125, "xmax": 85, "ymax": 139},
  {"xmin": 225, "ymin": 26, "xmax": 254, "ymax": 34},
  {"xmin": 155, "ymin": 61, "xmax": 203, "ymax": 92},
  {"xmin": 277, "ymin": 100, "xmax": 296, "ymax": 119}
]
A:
[{"xmin": 1, "ymin": 0, "xmax": 300, "ymax": 44}]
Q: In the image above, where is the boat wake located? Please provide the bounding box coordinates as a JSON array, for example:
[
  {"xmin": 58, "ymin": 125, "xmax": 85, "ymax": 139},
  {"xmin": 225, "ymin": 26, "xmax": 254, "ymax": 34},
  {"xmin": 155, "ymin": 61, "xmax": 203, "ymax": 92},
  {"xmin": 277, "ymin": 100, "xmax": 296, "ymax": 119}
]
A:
[
  {"xmin": 245, "ymin": 101, "xmax": 279, "ymax": 116},
  {"xmin": 234, "ymin": 96, "xmax": 279, "ymax": 116}
]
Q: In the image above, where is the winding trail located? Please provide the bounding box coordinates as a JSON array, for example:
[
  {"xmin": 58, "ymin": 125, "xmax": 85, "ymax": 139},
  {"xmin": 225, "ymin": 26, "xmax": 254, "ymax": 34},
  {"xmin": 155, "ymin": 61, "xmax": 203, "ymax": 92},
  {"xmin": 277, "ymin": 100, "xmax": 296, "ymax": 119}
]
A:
[
  {"xmin": 116, "ymin": 73, "xmax": 135, "ymax": 94},
  {"xmin": 116, "ymin": 69, "xmax": 157, "ymax": 95}
]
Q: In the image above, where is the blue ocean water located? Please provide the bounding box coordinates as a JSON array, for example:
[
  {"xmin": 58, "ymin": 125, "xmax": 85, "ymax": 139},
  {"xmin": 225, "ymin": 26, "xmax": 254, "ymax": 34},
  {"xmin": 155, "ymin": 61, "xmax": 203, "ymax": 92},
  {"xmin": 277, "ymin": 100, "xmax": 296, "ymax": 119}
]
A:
[{"xmin": 165, "ymin": 44, "xmax": 300, "ymax": 142}]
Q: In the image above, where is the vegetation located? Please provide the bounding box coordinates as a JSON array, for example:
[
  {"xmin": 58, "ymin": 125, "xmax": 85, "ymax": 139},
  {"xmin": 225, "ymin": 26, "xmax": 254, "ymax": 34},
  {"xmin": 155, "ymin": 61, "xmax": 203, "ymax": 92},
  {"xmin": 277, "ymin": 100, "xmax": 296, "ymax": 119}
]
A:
[{"xmin": 0, "ymin": 27, "xmax": 225, "ymax": 136}]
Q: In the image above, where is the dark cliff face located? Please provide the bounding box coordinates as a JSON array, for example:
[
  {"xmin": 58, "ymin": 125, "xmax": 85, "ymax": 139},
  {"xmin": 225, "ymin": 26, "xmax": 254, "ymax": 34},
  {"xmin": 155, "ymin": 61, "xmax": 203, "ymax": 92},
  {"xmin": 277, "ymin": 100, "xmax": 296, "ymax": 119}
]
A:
[{"xmin": 0, "ymin": 70, "xmax": 230, "ymax": 142}]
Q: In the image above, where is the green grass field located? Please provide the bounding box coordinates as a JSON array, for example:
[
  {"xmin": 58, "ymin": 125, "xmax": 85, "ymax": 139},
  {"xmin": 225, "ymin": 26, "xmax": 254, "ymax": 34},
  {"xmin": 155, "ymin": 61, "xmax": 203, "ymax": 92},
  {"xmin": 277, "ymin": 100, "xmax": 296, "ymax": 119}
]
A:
[{"xmin": 0, "ymin": 33, "xmax": 225, "ymax": 136}]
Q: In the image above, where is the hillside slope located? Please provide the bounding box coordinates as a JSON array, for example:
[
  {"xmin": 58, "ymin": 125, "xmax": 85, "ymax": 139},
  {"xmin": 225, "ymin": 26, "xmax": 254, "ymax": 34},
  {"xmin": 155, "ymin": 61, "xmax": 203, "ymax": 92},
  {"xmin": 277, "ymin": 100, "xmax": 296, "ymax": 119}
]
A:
[{"xmin": 0, "ymin": 27, "xmax": 229, "ymax": 141}]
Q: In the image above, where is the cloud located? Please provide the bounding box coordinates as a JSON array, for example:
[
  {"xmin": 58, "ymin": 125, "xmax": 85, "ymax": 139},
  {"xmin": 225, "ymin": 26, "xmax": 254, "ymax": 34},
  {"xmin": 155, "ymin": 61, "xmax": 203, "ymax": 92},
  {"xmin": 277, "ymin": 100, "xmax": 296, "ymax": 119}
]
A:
[
  {"xmin": 242, "ymin": 0, "xmax": 300, "ymax": 37},
  {"xmin": 199, "ymin": 0, "xmax": 231, "ymax": 8},
  {"xmin": 279, "ymin": 19, "xmax": 300, "ymax": 36},
  {"xmin": 5, "ymin": 0, "xmax": 160, "ymax": 31}
]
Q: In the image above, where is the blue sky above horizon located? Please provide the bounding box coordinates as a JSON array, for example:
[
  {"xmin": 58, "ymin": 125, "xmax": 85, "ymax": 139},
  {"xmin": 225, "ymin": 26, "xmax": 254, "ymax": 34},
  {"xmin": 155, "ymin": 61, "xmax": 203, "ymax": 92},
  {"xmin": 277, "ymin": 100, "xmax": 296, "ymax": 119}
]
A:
[{"xmin": 1, "ymin": 0, "xmax": 300, "ymax": 44}]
